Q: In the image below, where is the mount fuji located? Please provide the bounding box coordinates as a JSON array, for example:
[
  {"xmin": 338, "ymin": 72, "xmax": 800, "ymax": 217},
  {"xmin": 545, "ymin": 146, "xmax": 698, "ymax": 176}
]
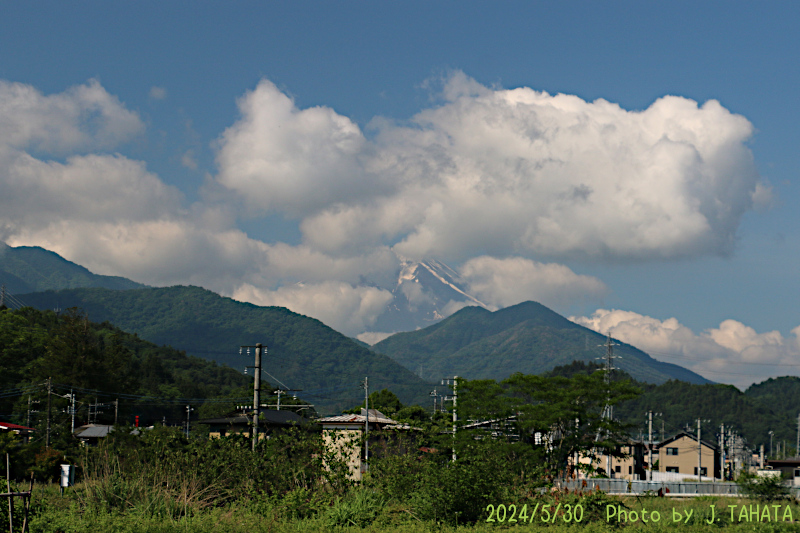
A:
[{"xmin": 363, "ymin": 259, "xmax": 489, "ymax": 342}]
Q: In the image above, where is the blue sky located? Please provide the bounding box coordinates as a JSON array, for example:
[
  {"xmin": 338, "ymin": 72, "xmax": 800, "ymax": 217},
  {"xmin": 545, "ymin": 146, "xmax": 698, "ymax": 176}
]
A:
[{"xmin": 1, "ymin": 2, "xmax": 799, "ymax": 386}]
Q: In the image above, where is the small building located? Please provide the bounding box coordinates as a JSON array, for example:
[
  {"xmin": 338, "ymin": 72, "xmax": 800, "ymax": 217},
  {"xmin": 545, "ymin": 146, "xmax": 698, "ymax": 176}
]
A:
[
  {"xmin": 656, "ymin": 432, "xmax": 720, "ymax": 479},
  {"xmin": 317, "ymin": 409, "xmax": 413, "ymax": 481},
  {"xmin": 74, "ymin": 424, "xmax": 114, "ymax": 445},
  {"xmin": 764, "ymin": 458, "xmax": 800, "ymax": 479},
  {"xmin": 0, "ymin": 422, "xmax": 34, "ymax": 442}
]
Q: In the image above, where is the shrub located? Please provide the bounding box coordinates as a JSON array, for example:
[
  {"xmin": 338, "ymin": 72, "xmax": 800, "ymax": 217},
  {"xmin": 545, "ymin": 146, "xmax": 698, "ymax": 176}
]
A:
[{"xmin": 737, "ymin": 471, "xmax": 790, "ymax": 501}]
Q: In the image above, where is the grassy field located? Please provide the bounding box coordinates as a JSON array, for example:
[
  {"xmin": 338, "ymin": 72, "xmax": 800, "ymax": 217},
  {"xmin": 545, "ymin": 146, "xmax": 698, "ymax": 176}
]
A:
[{"xmin": 19, "ymin": 485, "xmax": 800, "ymax": 533}]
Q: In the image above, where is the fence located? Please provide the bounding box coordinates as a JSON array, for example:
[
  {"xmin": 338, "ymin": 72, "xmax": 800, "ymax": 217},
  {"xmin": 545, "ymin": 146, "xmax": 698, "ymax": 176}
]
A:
[{"xmin": 557, "ymin": 478, "xmax": 742, "ymax": 496}]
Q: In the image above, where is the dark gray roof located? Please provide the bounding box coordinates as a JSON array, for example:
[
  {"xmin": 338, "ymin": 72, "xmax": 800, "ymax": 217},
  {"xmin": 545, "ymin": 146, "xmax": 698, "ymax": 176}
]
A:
[
  {"xmin": 198, "ymin": 409, "xmax": 305, "ymax": 426},
  {"xmin": 75, "ymin": 425, "xmax": 114, "ymax": 438}
]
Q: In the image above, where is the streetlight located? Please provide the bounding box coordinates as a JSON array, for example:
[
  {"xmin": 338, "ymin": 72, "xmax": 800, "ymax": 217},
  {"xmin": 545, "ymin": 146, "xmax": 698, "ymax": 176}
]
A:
[{"xmin": 769, "ymin": 431, "xmax": 774, "ymax": 459}]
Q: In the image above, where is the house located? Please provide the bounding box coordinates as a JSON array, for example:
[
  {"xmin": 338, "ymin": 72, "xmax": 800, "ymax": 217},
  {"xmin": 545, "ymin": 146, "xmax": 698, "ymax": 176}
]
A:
[
  {"xmin": 655, "ymin": 432, "xmax": 720, "ymax": 479},
  {"xmin": 764, "ymin": 458, "xmax": 800, "ymax": 479},
  {"xmin": 0, "ymin": 422, "xmax": 34, "ymax": 442},
  {"xmin": 579, "ymin": 441, "xmax": 646, "ymax": 481},
  {"xmin": 317, "ymin": 409, "xmax": 414, "ymax": 480},
  {"xmin": 198, "ymin": 409, "xmax": 308, "ymax": 438},
  {"xmin": 74, "ymin": 424, "xmax": 114, "ymax": 445},
  {"xmin": 73, "ymin": 424, "xmax": 149, "ymax": 445}
]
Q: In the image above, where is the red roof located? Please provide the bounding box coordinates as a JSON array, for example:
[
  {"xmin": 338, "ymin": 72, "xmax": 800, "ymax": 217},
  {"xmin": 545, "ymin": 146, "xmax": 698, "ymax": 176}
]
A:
[{"xmin": 0, "ymin": 422, "xmax": 34, "ymax": 431}]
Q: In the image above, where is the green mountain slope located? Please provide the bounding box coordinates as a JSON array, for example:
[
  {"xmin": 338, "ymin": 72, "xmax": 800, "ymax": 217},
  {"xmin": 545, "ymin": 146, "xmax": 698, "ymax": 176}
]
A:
[
  {"xmin": 0, "ymin": 243, "xmax": 145, "ymax": 293},
  {"xmin": 0, "ymin": 306, "xmax": 251, "ymax": 430},
  {"xmin": 20, "ymin": 286, "xmax": 432, "ymax": 414},
  {"xmin": 745, "ymin": 377, "xmax": 800, "ymax": 424},
  {"xmin": 372, "ymin": 301, "xmax": 710, "ymax": 385},
  {"xmin": 617, "ymin": 380, "xmax": 782, "ymax": 449}
]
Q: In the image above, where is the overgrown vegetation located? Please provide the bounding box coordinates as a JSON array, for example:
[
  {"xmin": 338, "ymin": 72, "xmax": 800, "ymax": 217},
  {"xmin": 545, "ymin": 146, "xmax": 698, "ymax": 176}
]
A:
[{"xmin": 5, "ymin": 304, "xmax": 800, "ymax": 531}]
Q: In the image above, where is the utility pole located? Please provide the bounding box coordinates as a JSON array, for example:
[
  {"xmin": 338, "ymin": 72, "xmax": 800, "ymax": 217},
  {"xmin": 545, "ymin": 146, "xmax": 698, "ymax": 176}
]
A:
[
  {"xmin": 185, "ymin": 405, "xmax": 193, "ymax": 438},
  {"xmin": 430, "ymin": 389, "xmax": 439, "ymax": 414},
  {"xmin": 720, "ymin": 423, "xmax": 726, "ymax": 480},
  {"xmin": 114, "ymin": 398, "xmax": 119, "ymax": 426},
  {"xmin": 69, "ymin": 389, "xmax": 75, "ymax": 435},
  {"xmin": 452, "ymin": 376, "xmax": 457, "ymax": 462},
  {"xmin": 769, "ymin": 430, "xmax": 774, "ymax": 459},
  {"xmin": 363, "ymin": 376, "xmax": 369, "ymax": 474},
  {"xmin": 648, "ymin": 411, "xmax": 653, "ymax": 481},
  {"xmin": 25, "ymin": 395, "xmax": 38, "ymax": 428},
  {"xmin": 442, "ymin": 377, "xmax": 458, "ymax": 462},
  {"xmin": 796, "ymin": 414, "xmax": 800, "ymax": 457},
  {"xmin": 240, "ymin": 343, "xmax": 264, "ymax": 451},
  {"xmin": 45, "ymin": 378, "xmax": 52, "ymax": 449},
  {"xmin": 697, "ymin": 418, "xmax": 702, "ymax": 482},
  {"xmin": 275, "ymin": 389, "xmax": 283, "ymax": 411}
]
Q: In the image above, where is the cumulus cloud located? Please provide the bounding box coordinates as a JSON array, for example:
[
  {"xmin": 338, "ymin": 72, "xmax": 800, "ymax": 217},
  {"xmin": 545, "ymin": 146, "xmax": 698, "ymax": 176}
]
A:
[
  {"xmin": 0, "ymin": 76, "xmax": 773, "ymax": 343},
  {"xmin": 460, "ymin": 256, "xmax": 607, "ymax": 309},
  {"xmin": 215, "ymin": 72, "xmax": 766, "ymax": 263},
  {"xmin": 571, "ymin": 309, "xmax": 800, "ymax": 388},
  {"xmin": 0, "ymin": 151, "xmax": 182, "ymax": 238},
  {"xmin": 233, "ymin": 281, "xmax": 394, "ymax": 336},
  {"xmin": 0, "ymin": 79, "xmax": 399, "ymax": 334},
  {"xmin": 215, "ymin": 79, "xmax": 373, "ymax": 217},
  {"xmin": 0, "ymin": 79, "xmax": 143, "ymax": 154}
]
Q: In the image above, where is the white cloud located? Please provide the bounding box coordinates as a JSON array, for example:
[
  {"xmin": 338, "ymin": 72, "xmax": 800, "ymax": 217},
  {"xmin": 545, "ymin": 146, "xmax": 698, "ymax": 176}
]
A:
[
  {"xmin": 0, "ymin": 79, "xmax": 143, "ymax": 154},
  {"xmin": 571, "ymin": 309, "xmax": 800, "ymax": 388},
  {"xmin": 215, "ymin": 72, "xmax": 765, "ymax": 263},
  {"xmin": 215, "ymin": 79, "xmax": 373, "ymax": 217},
  {"xmin": 0, "ymin": 151, "xmax": 182, "ymax": 238},
  {"xmin": 460, "ymin": 256, "xmax": 607, "ymax": 310},
  {"xmin": 356, "ymin": 331, "xmax": 395, "ymax": 345},
  {"xmin": 181, "ymin": 149, "xmax": 198, "ymax": 170},
  {"xmin": 149, "ymin": 86, "xmax": 167, "ymax": 100},
  {"xmin": 0, "ymin": 76, "xmax": 774, "ymax": 343},
  {"xmin": 232, "ymin": 281, "xmax": 393, "ymax": 336}
]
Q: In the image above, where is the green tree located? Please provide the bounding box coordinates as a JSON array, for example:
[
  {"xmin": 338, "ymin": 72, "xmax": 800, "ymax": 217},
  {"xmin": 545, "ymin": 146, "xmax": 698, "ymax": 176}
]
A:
[
  {"xmin": 346, "ymin": 388, "xmax": 403, "ymax": 415},
  {"xmin": 503, "ymin": 370, "xmax": 640, "ymax": 475}
]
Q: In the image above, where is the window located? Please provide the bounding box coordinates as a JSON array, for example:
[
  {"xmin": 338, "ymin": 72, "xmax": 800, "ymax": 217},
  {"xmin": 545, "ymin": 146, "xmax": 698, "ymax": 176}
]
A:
[
  {"xmin": 615, "ymin": 465, "xmax": 621, "ymax": 473},
  {"xmin": 666, "ymin": 447, "xmax": 679, "ymax": 456},
  {"xmin": 694, "ymin": 467, "xmax": 707, "ymax": 476},
  {"xmin": 666, "ymin": 466, "xmax": 679, "ymax": 473},
  {"xmin": 628, "ymin": 466, "xmax": 632, "ymax": 474}
]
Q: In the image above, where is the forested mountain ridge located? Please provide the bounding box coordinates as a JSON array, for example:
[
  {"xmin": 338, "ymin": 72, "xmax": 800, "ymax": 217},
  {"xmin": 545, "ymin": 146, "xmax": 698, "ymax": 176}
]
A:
[
  {"xmin": 0, "ymin": 306, "xmax": 251, "ymax": 436},
  {"xmin": 534, "ymin": 361, "xmax": 794, "ymax": 452},
  {"xmin": 0, "ymin": 243, "xmax": 145, "ymax": 293},
  {"xmin": 372, "ymin": 301, "xmax": 710, "ymax": 385},
  {"xmin": 19, "ymin": 286, "xmax": 433, "ymax": 414},
  {"xmin": 616, "ymin": 379, "xmax": 786, "ymax": 450}
]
